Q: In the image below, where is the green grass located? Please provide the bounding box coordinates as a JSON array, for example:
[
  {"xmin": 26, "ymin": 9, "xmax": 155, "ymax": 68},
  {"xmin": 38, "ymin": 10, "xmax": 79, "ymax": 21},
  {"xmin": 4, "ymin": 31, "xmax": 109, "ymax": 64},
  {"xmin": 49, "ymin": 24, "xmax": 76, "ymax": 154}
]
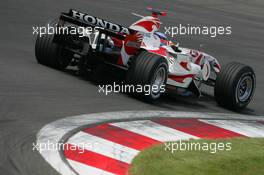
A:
[{"xmin": 129, "ymin": 138, "xmax": 264, "ymax": 175}]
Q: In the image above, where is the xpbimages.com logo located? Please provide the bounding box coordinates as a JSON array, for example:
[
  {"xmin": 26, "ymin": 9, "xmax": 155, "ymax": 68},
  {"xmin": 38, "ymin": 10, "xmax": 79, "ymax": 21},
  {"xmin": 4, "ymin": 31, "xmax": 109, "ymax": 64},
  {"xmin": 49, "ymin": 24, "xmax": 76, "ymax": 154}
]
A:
[
  {"xmin": 32, "ymin": 24, "xmax": 101, "ymax": 38},
  {"xmin": 164, "ymin": 140, "xmax": 232, "ymax": 154},
  {"xmin": 98, "ymin": 82, "xmax": 166, "ymax": 95},
  {"xmin": 164, "ymin": 24, "xmax": 232, "ymax": 38},
  {"xmin": 32, "ymin": 141, "xmax": 98, "ymax": 153}
]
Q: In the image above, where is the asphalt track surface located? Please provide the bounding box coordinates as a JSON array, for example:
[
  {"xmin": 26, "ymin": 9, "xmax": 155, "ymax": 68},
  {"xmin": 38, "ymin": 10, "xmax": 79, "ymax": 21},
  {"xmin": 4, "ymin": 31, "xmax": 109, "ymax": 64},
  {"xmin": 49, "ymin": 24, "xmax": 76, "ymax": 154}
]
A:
[{"xmin": 0, "ymin": 0, "xmax": 264, "ymax": 174}]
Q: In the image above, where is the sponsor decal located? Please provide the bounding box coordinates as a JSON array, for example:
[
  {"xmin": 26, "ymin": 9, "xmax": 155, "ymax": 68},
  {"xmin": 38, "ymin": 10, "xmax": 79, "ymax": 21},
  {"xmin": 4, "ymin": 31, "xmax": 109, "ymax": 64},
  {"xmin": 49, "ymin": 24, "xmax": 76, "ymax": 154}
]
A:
[{"xmin": 71, "ymin": 10, "xmax": 130, "ymax": 35}]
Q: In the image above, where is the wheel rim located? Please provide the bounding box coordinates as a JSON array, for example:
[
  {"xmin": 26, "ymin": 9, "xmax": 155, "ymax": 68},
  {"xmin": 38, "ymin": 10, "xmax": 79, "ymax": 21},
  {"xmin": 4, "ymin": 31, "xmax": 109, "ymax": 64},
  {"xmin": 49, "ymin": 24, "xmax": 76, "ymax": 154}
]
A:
[
  {"xmin": 152, "ymin": 66, "xmax": 166, "ymax": 94},
  {"xmin": 236, "ymin": 75, "xmax": 253, "ymax": 102}
]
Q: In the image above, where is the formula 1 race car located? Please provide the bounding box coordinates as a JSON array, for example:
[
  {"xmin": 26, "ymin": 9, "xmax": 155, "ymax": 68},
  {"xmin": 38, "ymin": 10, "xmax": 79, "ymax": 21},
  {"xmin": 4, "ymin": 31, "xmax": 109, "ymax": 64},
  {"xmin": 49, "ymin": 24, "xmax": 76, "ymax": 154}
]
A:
[{"xmin": 35, "ymin": 7, "xmax": 256, "ymax": 110}]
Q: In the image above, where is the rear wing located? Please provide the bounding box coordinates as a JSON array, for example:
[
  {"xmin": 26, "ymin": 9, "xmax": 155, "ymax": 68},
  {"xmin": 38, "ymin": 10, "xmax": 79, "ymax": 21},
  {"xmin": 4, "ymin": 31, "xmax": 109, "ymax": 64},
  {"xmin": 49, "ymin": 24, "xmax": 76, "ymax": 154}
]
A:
[{"xmin": 57, "ymin": 9, "xmax": 133, "ymax": 39}]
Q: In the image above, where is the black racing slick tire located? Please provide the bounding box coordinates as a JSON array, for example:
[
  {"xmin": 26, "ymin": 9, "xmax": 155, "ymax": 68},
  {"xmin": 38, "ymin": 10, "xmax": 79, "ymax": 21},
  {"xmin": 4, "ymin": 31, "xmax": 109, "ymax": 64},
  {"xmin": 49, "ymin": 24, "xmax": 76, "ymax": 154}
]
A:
[
  {"xmin": 214, "ymin": 62, "xmax": 256, "ymax": 110},
  {"xmin": 35, "ymin": 19, "xmax": 71, "ymax": 69},
  {"xmin": 126, "ymin": 51, "xmax": 168, "ymax": 101}
]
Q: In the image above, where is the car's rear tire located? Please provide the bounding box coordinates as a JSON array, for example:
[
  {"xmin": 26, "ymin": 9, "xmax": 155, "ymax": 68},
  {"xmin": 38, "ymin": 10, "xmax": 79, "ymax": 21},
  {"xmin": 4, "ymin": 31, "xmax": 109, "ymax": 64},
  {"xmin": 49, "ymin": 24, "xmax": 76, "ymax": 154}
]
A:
[
  {"xmin": 35, "ymin": 19, "xmax": 71, "ymax": 69},
  {"xmin": 126, "ymin": 51, "xmax": 168, "ymax": 101},
  {"xmin": 214, "ymin": 62, "xmax": 256, "ymax": 110}
]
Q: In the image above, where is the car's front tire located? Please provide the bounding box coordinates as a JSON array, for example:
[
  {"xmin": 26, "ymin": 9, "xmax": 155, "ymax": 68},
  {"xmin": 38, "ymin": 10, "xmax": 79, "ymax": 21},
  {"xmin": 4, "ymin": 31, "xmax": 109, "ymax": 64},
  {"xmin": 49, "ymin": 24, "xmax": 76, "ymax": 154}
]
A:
[{"xmin": 214, "ymin": 62, "xmax": 256, "ymax": 110}]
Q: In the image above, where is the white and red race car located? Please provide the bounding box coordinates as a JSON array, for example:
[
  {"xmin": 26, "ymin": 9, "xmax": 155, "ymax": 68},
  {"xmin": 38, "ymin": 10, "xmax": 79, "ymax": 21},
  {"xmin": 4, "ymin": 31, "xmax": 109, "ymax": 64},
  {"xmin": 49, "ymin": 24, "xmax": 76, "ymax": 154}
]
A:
[{"xmin": 35, "ymin": 7, "xmax": 256, "ymax": 110}]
